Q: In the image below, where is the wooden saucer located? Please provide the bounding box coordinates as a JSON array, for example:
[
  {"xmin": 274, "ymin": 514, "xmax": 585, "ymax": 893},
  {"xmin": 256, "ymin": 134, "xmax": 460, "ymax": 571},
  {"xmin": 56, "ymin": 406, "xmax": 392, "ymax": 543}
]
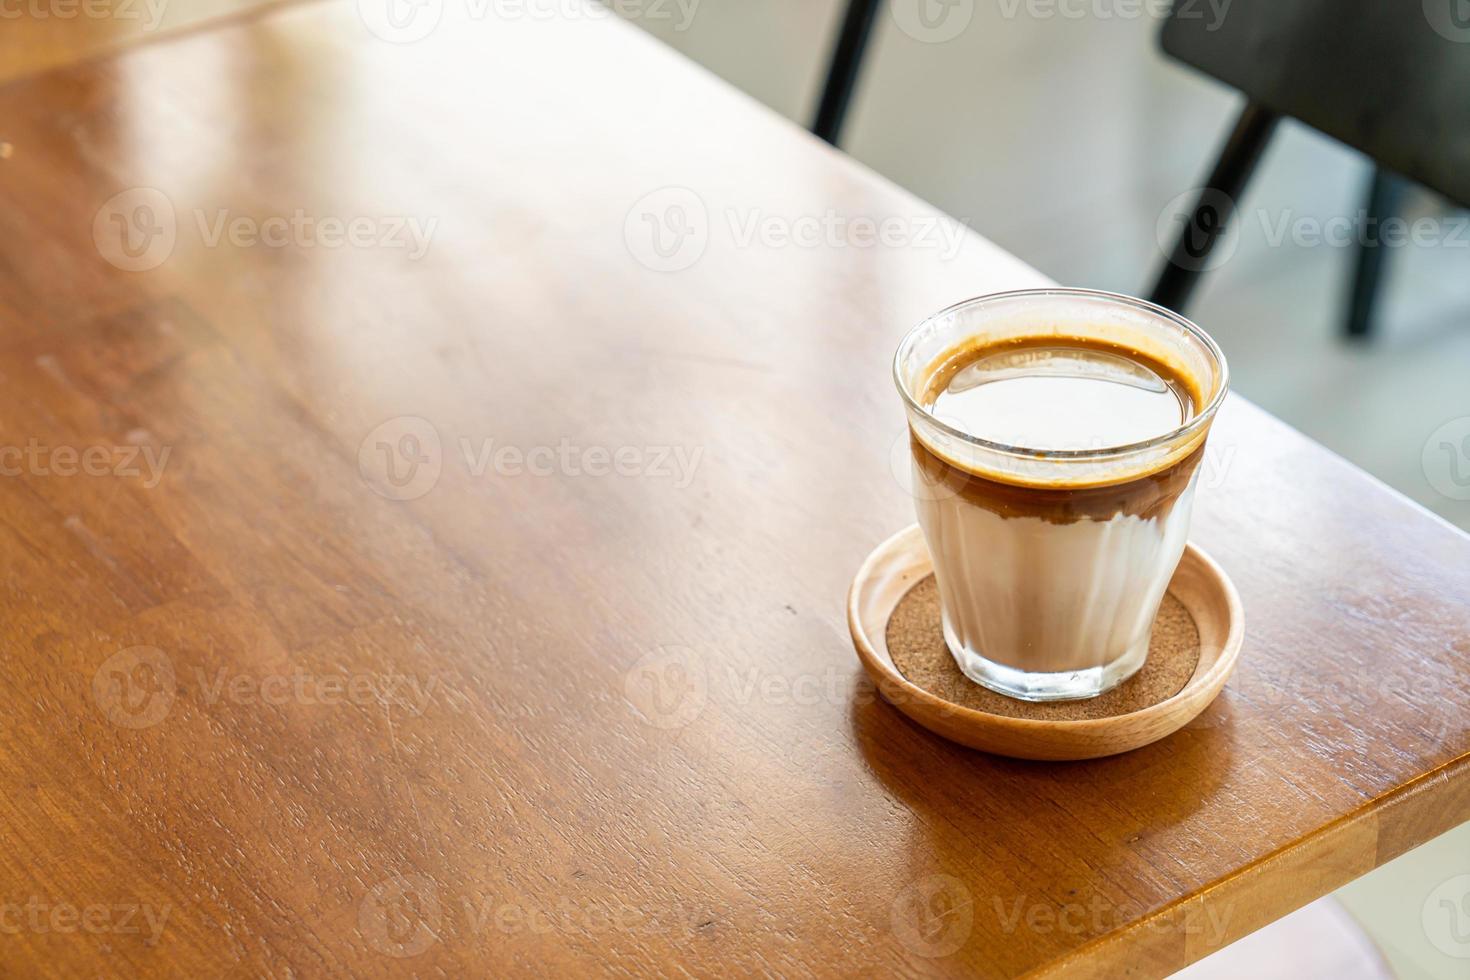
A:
[{"xmin": 847, "ymin": 525, "xmax": 1243, "ymax": 761}]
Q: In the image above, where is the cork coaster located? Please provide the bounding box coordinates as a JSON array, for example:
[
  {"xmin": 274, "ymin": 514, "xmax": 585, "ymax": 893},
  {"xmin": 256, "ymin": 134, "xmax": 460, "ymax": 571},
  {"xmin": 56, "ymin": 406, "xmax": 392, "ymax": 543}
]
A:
[
  {"xmin": 885, "ymin": 579, "xmax": 1200, "ymax": 721},
  {"xmin": 847, "ymin": 525, "xmax": 1244, "ymax": 761}
]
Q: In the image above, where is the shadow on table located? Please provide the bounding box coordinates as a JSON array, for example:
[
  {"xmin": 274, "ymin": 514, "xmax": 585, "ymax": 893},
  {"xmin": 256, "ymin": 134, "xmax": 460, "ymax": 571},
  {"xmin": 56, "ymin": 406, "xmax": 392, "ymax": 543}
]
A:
[{"xmin": 847, "ymin": 667, "xmax": 1243, "ymax": 882}]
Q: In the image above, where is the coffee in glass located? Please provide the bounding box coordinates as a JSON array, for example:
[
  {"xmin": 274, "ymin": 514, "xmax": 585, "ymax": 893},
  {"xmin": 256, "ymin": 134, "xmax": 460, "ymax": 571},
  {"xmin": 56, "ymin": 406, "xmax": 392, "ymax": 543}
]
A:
[{"xmin": 894, "ymin": 289, "xmax": 1228, "ymax": 701}]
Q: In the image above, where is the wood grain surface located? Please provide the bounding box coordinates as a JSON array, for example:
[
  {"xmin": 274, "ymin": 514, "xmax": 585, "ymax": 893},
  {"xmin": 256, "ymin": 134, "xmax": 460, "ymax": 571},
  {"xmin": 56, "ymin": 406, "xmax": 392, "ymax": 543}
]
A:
[{"xmin": 0, "ymin": 3, "xmax": 1466, "ymax": 977}]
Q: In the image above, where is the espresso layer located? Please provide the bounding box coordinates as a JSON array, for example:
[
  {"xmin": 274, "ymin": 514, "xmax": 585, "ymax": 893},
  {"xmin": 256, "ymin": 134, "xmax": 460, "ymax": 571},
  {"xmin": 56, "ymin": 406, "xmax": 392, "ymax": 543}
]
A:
[
  {"xmin": 911, "ymin": 333, "xmax": 1209, "ymax": 523},
  {"xmin": 912, "ymin": 434, "xmax": 1205, "ymax": 524}
]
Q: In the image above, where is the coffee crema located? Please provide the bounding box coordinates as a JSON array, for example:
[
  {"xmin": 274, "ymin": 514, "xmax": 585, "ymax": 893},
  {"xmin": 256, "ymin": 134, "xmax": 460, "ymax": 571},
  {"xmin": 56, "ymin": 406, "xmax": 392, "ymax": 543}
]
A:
[{"xmin": 913, "ymin": 334, "xmax": 1208, "ymax": 524}]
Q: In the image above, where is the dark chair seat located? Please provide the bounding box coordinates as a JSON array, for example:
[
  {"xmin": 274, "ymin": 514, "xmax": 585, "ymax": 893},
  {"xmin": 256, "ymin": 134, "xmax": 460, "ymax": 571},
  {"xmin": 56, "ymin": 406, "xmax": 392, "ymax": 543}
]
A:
[{"xmin": 1153, "ymin": 0, "xmax": 1470, "ymax": 336}]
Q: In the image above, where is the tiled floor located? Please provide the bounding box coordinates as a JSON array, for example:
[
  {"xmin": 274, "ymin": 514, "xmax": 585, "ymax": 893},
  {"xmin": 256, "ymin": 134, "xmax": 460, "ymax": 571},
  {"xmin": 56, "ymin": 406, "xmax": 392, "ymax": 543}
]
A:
[{"xmin": 621, "ymin": 3, "xmax": 1470, "ymax": 977}]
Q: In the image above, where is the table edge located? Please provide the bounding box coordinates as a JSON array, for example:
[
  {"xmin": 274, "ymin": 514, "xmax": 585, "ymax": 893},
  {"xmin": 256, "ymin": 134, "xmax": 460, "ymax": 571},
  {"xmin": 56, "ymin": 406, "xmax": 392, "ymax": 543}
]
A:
[{"xmin": 1029, "ymin": 750, "xmax": 1470, "ymax": 978}]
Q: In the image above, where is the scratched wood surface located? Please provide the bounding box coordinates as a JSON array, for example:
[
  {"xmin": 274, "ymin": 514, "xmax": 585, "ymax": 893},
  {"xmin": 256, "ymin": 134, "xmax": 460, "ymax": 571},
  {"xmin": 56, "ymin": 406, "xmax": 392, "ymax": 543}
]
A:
[{"xmin": 0, "ymin": 3, "xmax": 1466, "ymax": 977}]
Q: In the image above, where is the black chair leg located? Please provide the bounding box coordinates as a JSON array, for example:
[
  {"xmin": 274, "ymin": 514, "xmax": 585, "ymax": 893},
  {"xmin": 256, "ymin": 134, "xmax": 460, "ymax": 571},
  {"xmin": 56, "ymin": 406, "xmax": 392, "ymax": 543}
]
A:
[
  {"xmin": 1345, "ymin": 167, "xmax": 1407, "ymax": 341},
  {"xmin": 812, "ymin": 0, "xmax": 883, "ymax": 146},
  {"xmin": 1149, "ymin": 102, "xmax": 1280, "ymax": 314}
]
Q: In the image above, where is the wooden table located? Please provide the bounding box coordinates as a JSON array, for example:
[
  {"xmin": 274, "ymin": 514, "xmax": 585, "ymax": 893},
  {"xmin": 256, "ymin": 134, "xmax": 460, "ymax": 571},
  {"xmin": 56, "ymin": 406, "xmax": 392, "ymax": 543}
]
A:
[
  {"xmin": 0, "ymin": 0, "xmax": 293, "ymax": 85},
  {"xmin": 0, "ymin": 3, "xmax": 1466, "ymax": 977}
]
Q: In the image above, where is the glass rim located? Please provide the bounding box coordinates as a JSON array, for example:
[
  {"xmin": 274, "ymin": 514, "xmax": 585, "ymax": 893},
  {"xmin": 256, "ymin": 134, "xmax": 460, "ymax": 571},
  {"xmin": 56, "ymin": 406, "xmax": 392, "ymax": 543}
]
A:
[{"xmin": 892, "ymin": 287, "xmax": 1230, "ymax": 461}]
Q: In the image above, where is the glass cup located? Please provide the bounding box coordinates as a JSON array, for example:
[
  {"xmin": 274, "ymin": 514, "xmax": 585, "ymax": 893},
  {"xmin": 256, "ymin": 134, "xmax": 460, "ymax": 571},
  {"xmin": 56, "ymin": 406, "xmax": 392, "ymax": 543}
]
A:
[{"xmin": 893, "ymin": 288, "xmax": 1229, "ymax": 701}]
